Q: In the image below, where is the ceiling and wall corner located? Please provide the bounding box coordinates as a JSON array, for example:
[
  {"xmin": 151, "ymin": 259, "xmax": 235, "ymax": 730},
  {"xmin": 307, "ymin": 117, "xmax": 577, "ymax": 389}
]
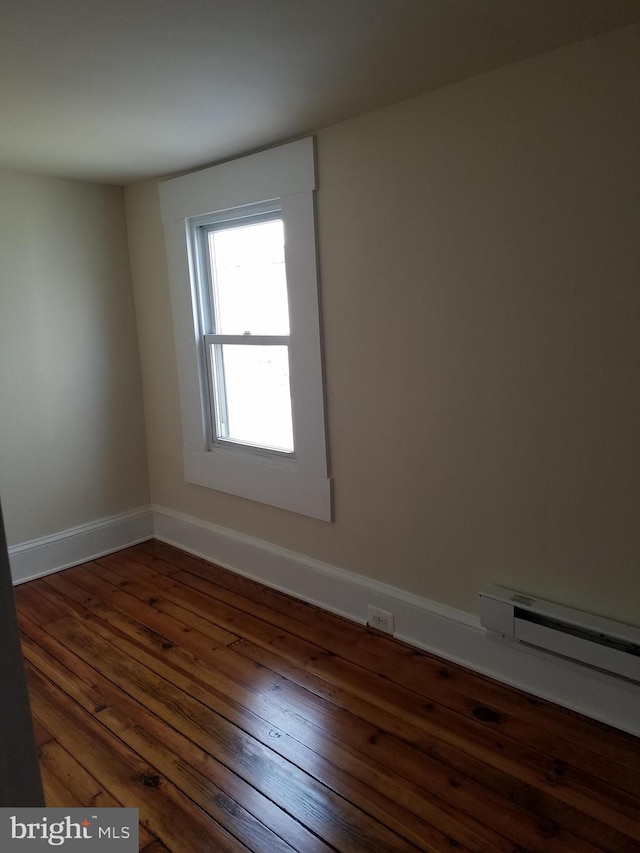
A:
[
  {"xmin": 125, "ymin": 22, "xmax": 640, "ymax": 628},
  {"xmin": 0, "ymin": 5, "xmax": 639, "ymax": 673},
  {"xmin": 0, "ymin": 1, "xmax": 639, "ymax": 184}
]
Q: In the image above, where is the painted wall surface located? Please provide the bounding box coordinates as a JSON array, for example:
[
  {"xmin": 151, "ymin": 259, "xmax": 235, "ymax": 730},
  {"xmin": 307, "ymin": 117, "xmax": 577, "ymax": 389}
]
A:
[
  {"xmin": 0, "ymin": 171, "xmax": 150, "ymax": 545},
  {"xmin": 126, "ymin": 25, "xmax": 640, "ymax": 624}
]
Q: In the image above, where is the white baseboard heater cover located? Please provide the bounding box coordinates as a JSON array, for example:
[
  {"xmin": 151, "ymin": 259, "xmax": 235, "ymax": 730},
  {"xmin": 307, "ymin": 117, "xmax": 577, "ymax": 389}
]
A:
[{"xmin": 479, "ymin": 585, "xmax": 640, "ymax": 683}]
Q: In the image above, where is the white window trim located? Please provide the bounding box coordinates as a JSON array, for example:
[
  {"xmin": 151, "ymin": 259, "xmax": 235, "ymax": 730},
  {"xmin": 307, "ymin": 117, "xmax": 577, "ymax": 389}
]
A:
[{"xmin": 159, "ymin": 138, "xmax": 331, "ymax": 521}]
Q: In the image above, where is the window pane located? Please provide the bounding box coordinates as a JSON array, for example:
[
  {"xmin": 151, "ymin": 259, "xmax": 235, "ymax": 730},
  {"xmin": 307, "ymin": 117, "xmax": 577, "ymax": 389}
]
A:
[
  {"xmin": 211, "ymin": 344, "xmax": 293, "ymax": 453},
  {"xmin": 208, "ymin": 219, "xmax": 289, "ymax": 335}
]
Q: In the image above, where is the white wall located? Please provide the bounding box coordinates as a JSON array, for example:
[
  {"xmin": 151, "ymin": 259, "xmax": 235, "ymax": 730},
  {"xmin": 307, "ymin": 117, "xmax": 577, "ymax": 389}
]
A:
[
  {"xmin": 0, "ymin": 171, "xmax": 150, "ymax": 546},
  {"xmin": 126, "ymin": 25, "xmax": 640, "ymax": 625}
]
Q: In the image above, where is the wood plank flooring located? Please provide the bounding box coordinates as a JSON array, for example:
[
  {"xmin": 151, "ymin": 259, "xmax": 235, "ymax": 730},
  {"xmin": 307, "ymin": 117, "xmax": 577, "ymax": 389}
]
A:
[{"xmin": 14, "ymin": 540, "xmax": 640, "ymax": 852}]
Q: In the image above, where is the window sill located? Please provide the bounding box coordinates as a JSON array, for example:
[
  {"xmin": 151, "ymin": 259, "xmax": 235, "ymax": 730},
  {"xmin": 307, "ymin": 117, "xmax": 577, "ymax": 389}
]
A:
[{"xmin": 184, "ymin": 447, "xmax": 331, "ymax": 521}]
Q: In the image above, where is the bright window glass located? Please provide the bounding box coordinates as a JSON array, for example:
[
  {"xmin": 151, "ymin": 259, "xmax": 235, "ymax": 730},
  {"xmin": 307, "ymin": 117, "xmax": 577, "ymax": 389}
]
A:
[
  {"xmin": 209, "ymin": 344, "xmax": 293, "ymax": 452},
  {"xmin": 208, "ymin": 218, "xmax": 289, "ymax": 335},
  {"xmin": 203, "ymin": 213, "xmax": 294, "ymax": 453}
]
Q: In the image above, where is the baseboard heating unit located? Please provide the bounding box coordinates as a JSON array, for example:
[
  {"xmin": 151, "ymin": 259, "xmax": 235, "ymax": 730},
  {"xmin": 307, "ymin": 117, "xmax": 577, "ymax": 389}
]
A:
[{"xmin": 479, "ymin": 585, "xmax": 640, "ymax": 683}]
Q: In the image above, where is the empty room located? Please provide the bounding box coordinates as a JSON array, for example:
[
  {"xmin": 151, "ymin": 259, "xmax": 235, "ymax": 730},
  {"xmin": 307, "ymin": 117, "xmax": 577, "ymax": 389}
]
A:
[{"xmin": 1, "ymin": 2, "xmax": 639, "ymax": 850}]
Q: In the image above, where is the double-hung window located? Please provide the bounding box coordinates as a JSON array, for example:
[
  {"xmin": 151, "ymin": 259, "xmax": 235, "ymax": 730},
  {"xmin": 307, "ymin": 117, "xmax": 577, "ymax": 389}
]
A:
[
  {"xmin": 160, "ymin": 138, "xmax": 331, "ymax": 520},
  {"xmin": 193, "ymin": 203, "xmax": 293, "ymax": 454}
]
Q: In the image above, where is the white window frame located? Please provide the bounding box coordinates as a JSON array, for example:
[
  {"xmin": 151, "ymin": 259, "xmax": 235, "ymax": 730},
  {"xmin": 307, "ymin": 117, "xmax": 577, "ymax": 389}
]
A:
[
  {"xmin": 191, "ymin": 201, "xmax": 293, "ymax": 454},
  {"xmin": 159, "ymin": 138, "xmax": 331, "ymax": 521}
]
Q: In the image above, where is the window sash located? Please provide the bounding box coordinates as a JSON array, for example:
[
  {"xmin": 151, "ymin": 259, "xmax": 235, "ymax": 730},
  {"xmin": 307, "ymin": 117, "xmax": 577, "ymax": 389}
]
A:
[
  {"xmin": 203, "ymin": 334, "xmax": 290, "ymax": 346},
  {"xmin": 203, "ymin": 338, "xmax": 294, "ymax": 454},
  {"xmin": 195, "ymin": 205, "xmax": 293, "ymax": 455},
  {"xmin": 191, "ymin": 205, "xmax": 285, "ymax": 335}
]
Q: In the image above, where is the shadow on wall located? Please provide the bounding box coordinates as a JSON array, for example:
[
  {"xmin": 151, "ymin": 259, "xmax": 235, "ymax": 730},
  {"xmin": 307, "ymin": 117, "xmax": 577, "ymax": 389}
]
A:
[{"xmin": 0, "ymin": 501, "xmax": 44, "ymax": 806}]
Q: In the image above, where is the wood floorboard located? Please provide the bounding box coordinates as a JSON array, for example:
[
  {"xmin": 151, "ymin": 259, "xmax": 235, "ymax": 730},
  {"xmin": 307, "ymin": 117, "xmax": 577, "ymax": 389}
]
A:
[
  {"xmin": 233, "ymin": 641, "xmax": 637, "ymax": 853},
  {"xmin": 37, "ymin": 738, "xmax": 156, "ymax": 846},
  {"xmin": 134, "ymin": 542, "xmax": 640, "ymax": 779},
  {"xmin": 20, "ymin": 616, "xmax": 319, "ymax": 853},
  {"xmin": 15, "ymin": 542, "xmax": 640, "ymax": 852},
  {"xmin": 108, "ymin": 554, "xmax": 640, "ymax": 842}
]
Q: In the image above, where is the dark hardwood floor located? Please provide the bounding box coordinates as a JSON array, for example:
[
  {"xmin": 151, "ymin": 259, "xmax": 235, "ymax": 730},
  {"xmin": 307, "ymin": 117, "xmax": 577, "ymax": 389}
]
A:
[{"xmin": 14, "ymin": 540, "xmax": 640, "ymax": 852}]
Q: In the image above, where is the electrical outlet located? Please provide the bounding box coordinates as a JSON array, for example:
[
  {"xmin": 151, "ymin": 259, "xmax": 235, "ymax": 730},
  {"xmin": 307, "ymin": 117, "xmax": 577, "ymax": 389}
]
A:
[{"xmin": 367, "ymin": 605, "xmax": 395, "ymax": 635}]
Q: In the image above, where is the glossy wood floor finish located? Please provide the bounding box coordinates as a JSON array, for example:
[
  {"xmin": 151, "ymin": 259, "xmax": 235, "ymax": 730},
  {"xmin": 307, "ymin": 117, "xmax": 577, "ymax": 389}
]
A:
[{"xmin": 14, "ymin": 541, "xmax": 640, "ymax": 852}]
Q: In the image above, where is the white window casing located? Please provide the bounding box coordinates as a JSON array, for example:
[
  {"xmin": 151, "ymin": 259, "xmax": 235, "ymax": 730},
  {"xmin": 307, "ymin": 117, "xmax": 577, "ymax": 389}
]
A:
[{"xmin": 159, "ymin": 138, "xmax": 331, "ymax": 521}]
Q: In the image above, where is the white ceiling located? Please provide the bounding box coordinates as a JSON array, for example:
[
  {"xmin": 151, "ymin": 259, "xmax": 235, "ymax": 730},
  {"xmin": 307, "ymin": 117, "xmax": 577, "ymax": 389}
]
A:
[{"xmin": 1, "ymin": 0, "xmax": 639, "ymax": 185}]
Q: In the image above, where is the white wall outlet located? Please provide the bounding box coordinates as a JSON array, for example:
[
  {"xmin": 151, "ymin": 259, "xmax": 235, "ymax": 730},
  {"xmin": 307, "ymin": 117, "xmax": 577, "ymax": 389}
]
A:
[{"xmin": 367, "ymin": 605, "xmax": 395, "ymax": 635}]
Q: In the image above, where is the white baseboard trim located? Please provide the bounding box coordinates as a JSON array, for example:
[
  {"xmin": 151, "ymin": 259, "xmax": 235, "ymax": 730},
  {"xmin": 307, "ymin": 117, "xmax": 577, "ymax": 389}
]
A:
[
  {"xmin": 152, "ymin": 504, "xmax": 640, "ymax": 737},
  {"xmin": 9, "ymin": 507, "xmax": 154, "ymax": 585}
]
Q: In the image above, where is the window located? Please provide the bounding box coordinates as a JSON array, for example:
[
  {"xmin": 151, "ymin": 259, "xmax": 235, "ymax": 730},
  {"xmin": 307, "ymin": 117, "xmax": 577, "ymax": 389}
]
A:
[
  {"xmin": 192, "ymin": 204, "xmax": 293, "ymax": 454},
  {"xmin": 159, "ymin": 138, "xmax": 331, "ymax": 520}
]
